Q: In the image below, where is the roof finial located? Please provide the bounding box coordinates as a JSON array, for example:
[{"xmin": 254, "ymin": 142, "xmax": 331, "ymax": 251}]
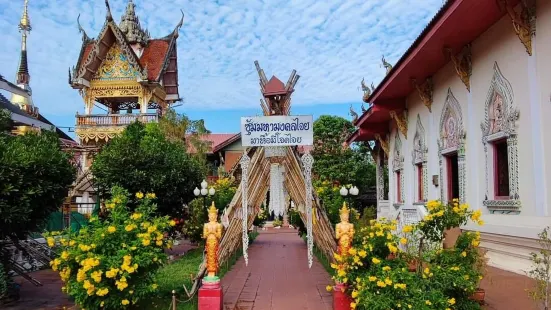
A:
[
  {"xmin": 77, "ymin": 14, "xmax": 91, "ymax": 42},
  {"xmin": 19, "ymin": 0, "xmax": 31, "ymax": 32},
  {"xmin": 119, "ymin": 0, "xmax": 149, "ymax": 45},
  {"xmin": 105, "ymin": 0, "xmax": 113, "ymax": 21}
]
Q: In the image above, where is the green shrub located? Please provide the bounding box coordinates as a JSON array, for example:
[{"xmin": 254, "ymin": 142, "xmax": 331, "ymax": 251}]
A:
[
  {"xmin": 44, "ymin": 187, "xmax": 175, "ymax": 309},
  {"xmin": 181, "ymin": 198, "xmax": 207, "ymax": 244}
]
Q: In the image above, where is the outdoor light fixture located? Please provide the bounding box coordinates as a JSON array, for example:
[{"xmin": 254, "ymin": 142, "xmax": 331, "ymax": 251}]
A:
[
  {"xmin": 208, "ymin": 187, "xmax": 216, "ymax": 196},
  {"xmin": 339, "ymin": 186, "xmax": 348, "ymax": 196},
  {"xmin": 193, "ymin": 187, "xmax": 200, "ymax": 196},
  {"xmin": 340, "ymin": 185, "xmax": 359, "ymax": 197},
  {"xmin": 193, "ymin": 180, "xmax": 216, "ymax": 208}
]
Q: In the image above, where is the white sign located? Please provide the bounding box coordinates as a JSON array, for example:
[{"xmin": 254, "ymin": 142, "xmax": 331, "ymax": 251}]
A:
[{"xmin": 240, "ymin": 115, "xmax": 313, "ymax": 147}]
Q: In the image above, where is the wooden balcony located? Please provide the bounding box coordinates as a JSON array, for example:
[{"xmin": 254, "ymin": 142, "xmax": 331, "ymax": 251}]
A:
[{"xmin": 75, "ymin": 113, "xmax": 158, "ymax": 128}]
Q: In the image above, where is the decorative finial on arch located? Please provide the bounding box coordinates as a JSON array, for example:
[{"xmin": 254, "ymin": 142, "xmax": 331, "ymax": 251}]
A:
[
  {"xmin": 172, "ymin": 9, "xmax": 185, "ymax": 38},
  {"xmin": 349, "ymin": 105, "xmax": 359, "ymax": 125},
  {"xmin": 361, "ymin": 78, "xmax": 371, "ymax": 103}
]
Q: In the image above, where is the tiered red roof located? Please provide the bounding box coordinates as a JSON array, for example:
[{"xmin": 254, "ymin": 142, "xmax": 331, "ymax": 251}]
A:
[{"xmin": 187, "ymin": 134, "xmax": 241, "ymax": 154}]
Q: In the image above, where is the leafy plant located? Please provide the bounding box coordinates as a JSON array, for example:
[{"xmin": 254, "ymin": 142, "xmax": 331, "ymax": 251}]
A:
[
  {"xmin": 527, "ymin": 226, "xmax": 551, "ymax": 310},
  {"xmin": 181, "ymin": 198, "xmax": 208, "ymax": 244},
  {"xmin": 311, "ymin": 115, "xmax": 375, "ymax": 192},
  {"xmin": 273, "ymin": 219, "xmax": 282, "ymax": 227},
  {"xmin": 329, "ymin": 201, "xmax": 485, "ymax": 310},
  {"xmin": 44, "ymin": 187, "xmax": 176, "ymax": 309},
  {"xmin": 91, "ymin": 122, "xmax": 204, "ymax": 218},
  {"xmin": 0, "ymin": 124, "xmax": 75, "ymax": 241},
  {"xmin": 253, "ymin": 205, "xmax": 268, "ymax": 227},
  {"xmin": 211, "ymin": 177, "xmax": 237, "ymax": 212}
]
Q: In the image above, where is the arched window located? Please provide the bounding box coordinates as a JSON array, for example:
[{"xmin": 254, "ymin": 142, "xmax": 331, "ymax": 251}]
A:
[
  {"xmin": 393, "ymin": 131, "xmax": 404, "ymax": 204},
  {"xmin": 412, "ymin": 114, "xmax": 428, "ymax": 202},
  {"xmin": 481, "ymin": 62, "xmax": 520, "ymax": 213},
  {"xmin": 438, "ymin": 88, "xmax": 466, "ymax": 203}
]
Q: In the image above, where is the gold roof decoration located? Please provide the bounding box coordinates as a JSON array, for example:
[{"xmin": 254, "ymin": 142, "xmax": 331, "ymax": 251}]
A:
[
  {"xmin": 339, "ymin": 201, "xmax": 350, "ymax": 215},
  {"xmin": 208, "ymin": 202, "xmax": 218, "ymax": 215},
  {"xmin": 19, "ymin": 0, "xmax": 31, "ymax": 31},
  {"xmin": 119, "ymin": 0, "xmax": 150, "ymax": 46}
]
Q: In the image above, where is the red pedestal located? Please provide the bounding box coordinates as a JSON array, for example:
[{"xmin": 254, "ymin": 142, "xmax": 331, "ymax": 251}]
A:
[
  {"xmin": 198, "ymin": 280, "xmax": 223, "ymax": 310},
  {"xmin": 333, "ymin": 283, "xmax": 353, "ymax": 310}
]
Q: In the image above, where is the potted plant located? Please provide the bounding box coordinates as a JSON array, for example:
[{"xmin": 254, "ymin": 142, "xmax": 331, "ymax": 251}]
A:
[
  {"xmin": 470, "ymin": 238, "xmax": 489, "ymax": 304},
  {"xmin": 526, "ymin": 226, "xmax": 551, "ymax": 310}
]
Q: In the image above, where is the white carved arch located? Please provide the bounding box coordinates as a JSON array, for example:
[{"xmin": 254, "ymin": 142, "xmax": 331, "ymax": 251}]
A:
[
  {"xmin": 438, "ymin": 88, "xmax": 467, "ymax": 203},
  {"xmin": 392, "ymin": 131, "xmax": 405, "ymax": 204},
  {"xmin": 412, "ymin": 114, "xmax": 428, "ymax": 202},
  {"xmin": 481, "ymin": 62, "xmax": 521, "ymax": 212}
]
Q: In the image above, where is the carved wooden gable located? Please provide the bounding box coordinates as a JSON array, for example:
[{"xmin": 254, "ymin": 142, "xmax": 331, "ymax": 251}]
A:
[
  {"xmin": 412, "ymin": 114, "xmax": 427, "ymax": 164},
  {"xmin": 393, "ymin": 131, "xmax": 404, "ymax": 171},
  {"xmin": 94, "ymin": 44, "xmax": 141, "ymax": 80}
]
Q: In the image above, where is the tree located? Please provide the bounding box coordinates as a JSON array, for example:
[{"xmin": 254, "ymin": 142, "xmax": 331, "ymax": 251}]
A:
[
  {"xmin": 91, "ymin": 121, "xmax": 205, "ymax": 217},
  {"xmin": 158, "ymin": 109, "xmax": 211, "ymax": 168},
  {"xmin": 311, "ymin": 115, "xmax": 375, "ymax": 191},
  {"xmin": 0, "ymin": 109, "xmax": 76, "ymax": 240}
]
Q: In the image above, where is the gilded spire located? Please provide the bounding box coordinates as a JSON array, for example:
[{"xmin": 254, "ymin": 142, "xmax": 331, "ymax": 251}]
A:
[
  {"xmin": 119, "ymin": 0, "xmax": 149, "ymax": 45},
  {"xmin": 11, "ymin": 0, "xmax": 34, "ymax": 111}
]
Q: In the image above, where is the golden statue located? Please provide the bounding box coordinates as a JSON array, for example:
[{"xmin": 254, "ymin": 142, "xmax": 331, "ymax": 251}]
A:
[
  {"xmin": 203, "ymin": 202, "xmax": 223, "ymax": 280},
  {"xmin": 335, "ymin": 202, "xmax": 354, "ymax": 257}
]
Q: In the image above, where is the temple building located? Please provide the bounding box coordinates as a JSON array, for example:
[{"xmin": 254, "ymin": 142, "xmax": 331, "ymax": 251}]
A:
[
  {"xmin": 348, "ymin": 0, "xmax": 549, "ymax": 275},
  {"xmin": 66, "ymin": 0, "xmax": 184, "ymax": 211},
  {"xmin": 0, "ymin": 0, "xmax": 75, "ymax": 146},
  {"xmin": 69, "ymin": 0, "xmax": 183, "ymax": 169}
]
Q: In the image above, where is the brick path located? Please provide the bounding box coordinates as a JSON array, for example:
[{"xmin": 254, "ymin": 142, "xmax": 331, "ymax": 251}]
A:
[{"xmin": 221, "ymin": 228, "xmax": 332, "ymax": 310}]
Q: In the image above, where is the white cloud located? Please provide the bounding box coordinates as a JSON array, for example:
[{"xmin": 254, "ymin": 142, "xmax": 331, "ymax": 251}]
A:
[{"xmin": 0, "ymin": 0, "xmax": 442, "ymax": 124}]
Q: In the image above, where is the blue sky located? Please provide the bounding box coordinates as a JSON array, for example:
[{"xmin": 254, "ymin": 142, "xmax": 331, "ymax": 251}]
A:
[{"xmin": 0, "ymin": 0, "xmax": 442, "ymax": 135}]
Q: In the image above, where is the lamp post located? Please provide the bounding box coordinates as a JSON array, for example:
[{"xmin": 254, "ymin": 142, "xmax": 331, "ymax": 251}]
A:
[
  {"xmin": 194, "ymin": 179, "xmax": 216, "ymax": 208},
  {"xmin": 340, "ymin": 185, "xmax": 359, "ymax": 207}
]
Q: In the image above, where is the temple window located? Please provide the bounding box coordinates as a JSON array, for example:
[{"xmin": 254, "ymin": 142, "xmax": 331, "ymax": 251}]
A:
[
  {"xmin": 416, "ymin": 163, "xmax": 424, "ymax": 202},
  {"xmin": 481, "ymin": 62, "xmax": 520, "ymax": 213},
  {"xmin": 392, "ymin": 132, "xmax": 404, "ymax": 205},
  {"xmin": 412, "ymin": 114, "xmax": 428, "ymax": 203},
  {"xmin": 493, "ymin": 139, "xmax": 509, "ymax": 198},
  {"xmin": 438, "ymin": 89, "xmax": 466, "ymax": 204},
  {"xmin": 446, "ymin": 153, "xmax": 459, "ymax": 201}
]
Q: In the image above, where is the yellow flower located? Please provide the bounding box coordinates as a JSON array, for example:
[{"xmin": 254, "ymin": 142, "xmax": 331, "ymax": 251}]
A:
[
  {"xmin": 400, "ymin": 238, "xmax": 407, "ymax": 245},
  {"xmin": 131, "ymin": 213, "xmax": 143, "ymax": 220},
  {"xmin": 450, "ymin": 266, "xmax": 460, "ymax": 271},
  {"xmin": 125, "ymin": 224, "xmax": 136, "ymax": 231},
  {"xmin": 337, "ymin": 270, "xmax": 346, "ymax": 277},
  {"xmin": 77, "ymin": 268, "xmax": 87, "ymax": 282},
  {"xmin": 388, "ymin": 244, "xmax": 398, "ymax": 253},
  {"xmin": 376, "ymin": 280, "xmax": 386, "ymax": 287},
  {"xmin": 69, "ymin": 240, "xmax": 75, "ymax": 246},
  {"xmin": 135, "ymin": 192, "xmax": 144, "ymax": 199},
  {"xmin": 96, "ymin": 288, "xmax": 109, "ymax": 296},
  {"xmin": 350, "ymin": 302, "xmax": 357, "ymax": 309},
  {"xmin": 50, "ymin": 258, "xmax": 61, "ymax": 271},
  {"xmin": 358, "ymin": 250, "xmax": 367, "ymax": 258},
  {"xmin": 142, "ymin": 239, "xmax": 151, "ymax": 246},
  {"xmin": 107, "ymin": 226, "xmax": 116, "ymax": 233},
  {"xmin": 330, "ymin": 263, "xmax": 338, "ymax": 269},
  {"xmin": 169, "ymin": 220, "xmax": 176, "ymax": 226},
  {"xmin": 477, "ymin": 220, "xmax": 485, "ymax": 226},
  {"xmin": 472, "ymin": 240, "xmax": 480, "ymax": 247},
  {"xmin": 101, "ymin": 301, "xmax": 104, "ymax": 307},
  {"xmin": 384, "ymin": 278, "xmax": 392, "ymax": 285},
  {"xmin": 394, "ymin": 283, "xmax": 407, "ymax": 290},
  {"xmin": 382, "ymin": 266, "xmax": 391, "ymax": 271},
  {"xmin": 91, "ymin": 270, "xmax": 103, "ymax": 283},
  {"xmin": 471, "ymin": 209, "xmax": 482, "ymax": 221},
  {"xmin": 351, "ymin": 290, "xmax": 359, "ymax": 298},
  {"xmin": 326, "ymin": 285, "xmax": 333, "ymax": 292},
  {"xmin": 425, "ymin": 300, "xmax": 432, "ymax": 305},
  {"xmin": 106, "ymin": 268, "xmax": 119, "ymax": 278},
  {"xmin": 47, "ymin": 237, "xmax": 55, "ymax": 247},
  {"xmin": 368, "ymin": 276, "xmax": 377, "ymax": 282},
  {"xmin": 372, "ymin": 257, "xmax": 381, "ymax": 264},
  {"xmin": 61, "ymin": 251, "xmax": 69, "ymax": 260},
  {"xmin": 152, "ymin": 283, "xmax": 158, "ymax": 290},
  {"xmin": 448, "ymin": 298, "xmax": 456, "ymax": 305},
  {"xmin": 147, "ymin": 225, "xmax": 157, "ymax": 233},
  {"xmin": 348, "ymin": 248, "xmax": 357, "ymax": 256},
  {"xmin": 105, "ymin": 203, "xmax": 115, "ymax": 209},
  {"xmin": 156, "ymin": 240, "xmax": 163, "ymax": 246},
  {"xmin": 461, "ymin": 251, "xmax": 467, "ymax": 257},
  {"xmin": 402, "ymin": 225, "xmax": 413, "ymax": 233},
  {"xmin": 424, "ymin": 267, "xmax": 430, "ymax": 274},
  {"xmin": 122, "ymin": 299, "xmax": 130, "ymax": 305}
]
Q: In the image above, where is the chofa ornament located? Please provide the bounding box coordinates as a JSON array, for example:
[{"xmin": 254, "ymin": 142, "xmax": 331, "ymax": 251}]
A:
[{"xmin": 335, "ymin": 202, "xmax": 354, "ymax": 259}]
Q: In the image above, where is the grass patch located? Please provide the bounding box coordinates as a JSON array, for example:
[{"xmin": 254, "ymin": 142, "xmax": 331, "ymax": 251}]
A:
[
  {"xmin": 139, "ymin": 232, "xmax": 260, "ymax": 309},
  {"xmin": 313, "ymin": 245, "xmax": 333, "ymax": 274}
]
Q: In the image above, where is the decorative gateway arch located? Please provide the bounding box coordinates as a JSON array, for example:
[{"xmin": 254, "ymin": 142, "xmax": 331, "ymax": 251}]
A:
[{"xmin": 190, "ymin": 62, "xmax": 337, "ymax": 294}]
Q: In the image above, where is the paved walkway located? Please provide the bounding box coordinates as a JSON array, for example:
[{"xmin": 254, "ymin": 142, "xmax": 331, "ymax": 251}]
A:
[{"xmin": 221, "ymin": 228, "xmax": 332, "ymax": 310}]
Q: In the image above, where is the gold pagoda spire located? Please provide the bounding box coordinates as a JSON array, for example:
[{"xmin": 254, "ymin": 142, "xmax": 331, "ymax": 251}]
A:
[{"xmin": 11, "ymin": 0, "xmax": 35, "ymax": 111}]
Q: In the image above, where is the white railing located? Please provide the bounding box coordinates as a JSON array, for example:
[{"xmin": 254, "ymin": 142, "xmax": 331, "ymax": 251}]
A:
[{"xmin": 76, "ymin": 113, "xmax": 158, "ymax": 127}]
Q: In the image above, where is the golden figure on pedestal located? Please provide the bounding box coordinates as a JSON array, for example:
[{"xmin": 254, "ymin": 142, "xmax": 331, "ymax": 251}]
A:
[
  {"xmin": 203, "ymin": 202, "xmax": 223, "ymax": 280},
  {"xmin": 335, "ymin": 202, "xmax": 354, "ymax": 257}
]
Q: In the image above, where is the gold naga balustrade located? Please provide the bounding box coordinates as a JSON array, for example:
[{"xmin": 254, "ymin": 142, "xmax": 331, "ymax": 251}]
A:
[{"xmin": 75, "ymin": 113, "xmax": 158, "ymax": 127}]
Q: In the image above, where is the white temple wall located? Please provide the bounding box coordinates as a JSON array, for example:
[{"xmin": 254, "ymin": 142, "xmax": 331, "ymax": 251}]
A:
[
  {"xmin": 536, "ymin": 0, "xmax": 551, "ymax": 217},
  {"xmin": 386, "ymin": 2, "xmax": 551, "ymax": 275}
]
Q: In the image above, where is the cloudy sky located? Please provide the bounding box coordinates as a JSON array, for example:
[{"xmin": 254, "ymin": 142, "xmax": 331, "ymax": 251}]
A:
[{"xmin": 0, "ymin": 0, "xmax": 442, "ymax": 135}]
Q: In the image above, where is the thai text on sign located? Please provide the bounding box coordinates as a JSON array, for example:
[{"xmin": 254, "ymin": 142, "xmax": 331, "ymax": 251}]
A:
[{"xmin": 240, "ymin": 115, "xmax": 314, "ymax": 146}]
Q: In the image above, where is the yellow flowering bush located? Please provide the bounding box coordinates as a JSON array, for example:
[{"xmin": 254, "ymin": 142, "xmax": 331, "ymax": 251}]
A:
[
  {"xmin": 330, "ymin": 201, "xmax": 485, "ymax": 310},
  {"xmin": 44, "ymin": 186, "xmax": 174, "ymax": 309}
]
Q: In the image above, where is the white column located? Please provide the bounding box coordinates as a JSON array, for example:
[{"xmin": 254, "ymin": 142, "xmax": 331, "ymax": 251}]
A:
[
  {"xmin": 466, "ymin": 90, "xmax": 479, "ymax": 207},
  {"xmin": 428, "ymin": 110, "xmax": 437, "ymax": 200},
  {"xmin": 527, "ymin": 40, "xmax": 548, "ymax": 216}
]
